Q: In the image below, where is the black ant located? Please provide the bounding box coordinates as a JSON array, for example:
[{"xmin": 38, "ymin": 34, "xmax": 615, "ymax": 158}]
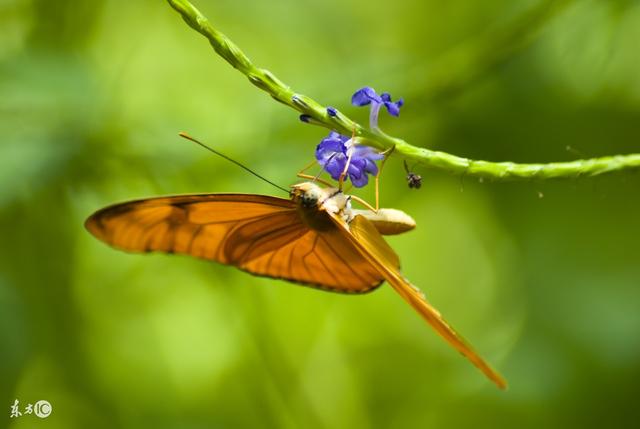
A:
[{"xmin": 404, "ymin": 160, "xmax": 422, "ymax": 189}]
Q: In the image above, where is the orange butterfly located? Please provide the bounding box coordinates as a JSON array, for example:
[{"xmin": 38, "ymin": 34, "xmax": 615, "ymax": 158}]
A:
[{"xmin": 85, "ymin": 180, "xmax": 507, "ymax": 389}]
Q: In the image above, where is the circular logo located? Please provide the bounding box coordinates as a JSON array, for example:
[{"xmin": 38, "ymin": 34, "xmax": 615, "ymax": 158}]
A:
[{"xmin": 34, "ymin": 400, "xmax": 52, "ymax": 418}]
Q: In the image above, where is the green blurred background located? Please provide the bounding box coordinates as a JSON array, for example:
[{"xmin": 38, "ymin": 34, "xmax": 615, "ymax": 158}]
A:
[{"xmin": 2, "ymin": 0, "xmax": 640, "ymax": 427}]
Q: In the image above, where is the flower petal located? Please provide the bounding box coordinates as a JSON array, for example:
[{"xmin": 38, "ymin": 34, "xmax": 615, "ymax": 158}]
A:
[
  {"xmin": 325, "ymin": 156, "xmax": 346, "ymax": 180},
  {"xmin": 350, "ymin": 170, "xmax": 370, "ymax": 187},
  {"xmin": 316, "ymin": 140, "xmax": 343, "ymax": 160},
  {"xmin": 354, "ymin": 145, "xmax": 384, "ymax": 161},
  {"xmin": 315, "ymin": 131, "xmax": 383, "ymax": 188},
  {"xmin": 364, "ymin": 158, "xmax": 379, "ymax": 175},
  {"xmin": 351, "ymin": 86, "xmax": 381, "ymax": 106},
  {"xmin": 316, "ymin": 132, "xmax": 350, "ymax": 179},
  {"xmin": 384, "ymin": 99, "xmax": 403, "ymax": 116}
]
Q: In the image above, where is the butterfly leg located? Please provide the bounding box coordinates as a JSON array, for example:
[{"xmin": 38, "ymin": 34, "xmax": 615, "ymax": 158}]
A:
[
  {"xmin": 350, "ymin": 194, "xmax": 377, "ymax": 212},
  {"xmin": 338, "ymin": 150, "xmax": 354, "ymax": 191},
  {"xmin": 337, "ymin": 126, "xmax": 360, "ymax": 191},
  {"xmin": 373, "ymin": 145, "xmax": 395, "ymax": 211},
  {"xmin": 296, "ymin": 173, "xmax": 334, "ymax": 187},
  {"xmin": 298, "ymin": 159, "xmax": 317, "ymax": 175},
  {"xmin": 297, "ymin": 159, "xmax": 335, "ymax": 187},
  {"xmin": 345, "ymin": 145, "xmax": 395, "ymax": 213}
]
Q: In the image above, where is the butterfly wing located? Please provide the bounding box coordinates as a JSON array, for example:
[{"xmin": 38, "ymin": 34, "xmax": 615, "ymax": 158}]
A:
[
  {"xmin": 85, "ymin": 194, "xmax": 384, "ymax": 293},
  {"xmin": 327, "ymin": 211, "xmax": 508, "ymax": 389},
  {"xmin": 238, "ymin": 224, "xmax": 388, "ymax": 293}
]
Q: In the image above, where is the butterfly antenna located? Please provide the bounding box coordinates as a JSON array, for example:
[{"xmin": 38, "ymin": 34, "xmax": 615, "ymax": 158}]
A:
[{"xmin": 179, "ymin": 132, "xmax": 290, "ymax": 194}]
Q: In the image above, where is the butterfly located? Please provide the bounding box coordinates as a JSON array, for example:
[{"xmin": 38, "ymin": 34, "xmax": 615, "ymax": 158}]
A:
[{"xmin": 85, "ymin": 180, "xmax": 507, "ymax": 389}]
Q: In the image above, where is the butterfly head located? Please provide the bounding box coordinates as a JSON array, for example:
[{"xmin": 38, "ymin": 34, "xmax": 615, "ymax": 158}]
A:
[
  {"xmin": 290, "ymin": 182, "xmax": 351, "ymax": 230},
  {"xmin": 291, "ymin": 182, "xmax": 325, "ymax": 209}
]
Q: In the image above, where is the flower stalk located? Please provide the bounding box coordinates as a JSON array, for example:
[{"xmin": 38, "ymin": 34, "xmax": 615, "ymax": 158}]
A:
[{"xmin": 167, "ymin": 0, "xmax": 640, "ymax": 181}]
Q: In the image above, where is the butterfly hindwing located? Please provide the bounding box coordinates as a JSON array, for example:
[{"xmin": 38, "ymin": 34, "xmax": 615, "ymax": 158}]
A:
[{"xmin": 238, "ymin": 224, "xmax": 385, "ymax": 293}]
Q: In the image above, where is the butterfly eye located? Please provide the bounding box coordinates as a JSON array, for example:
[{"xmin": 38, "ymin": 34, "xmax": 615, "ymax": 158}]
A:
[{"xmin": 301, "ymin": 192, "xmax": 318, "ymax": 208}]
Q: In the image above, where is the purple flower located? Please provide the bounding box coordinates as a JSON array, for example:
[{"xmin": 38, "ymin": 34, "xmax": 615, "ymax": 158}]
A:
[
  {"xmin": 351, "ymin": 86, "xmax": 403, "ymax": 129},
  {"xmin": 315, "ymin": 131, "xmax": 383, "ymax": 188}
]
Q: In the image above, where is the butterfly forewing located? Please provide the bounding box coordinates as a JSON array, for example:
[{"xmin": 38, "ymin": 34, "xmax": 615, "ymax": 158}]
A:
[
  {"xmin": 328, "ymin": 212, "xmax": 508, "ymax": 389},
  {"xmin": 85, "ymin": 194, "xmax": 384, "ymax": 293},
  {"xmin": 86, "ymin": 195, "xmax": 295, "ymax": 260}
]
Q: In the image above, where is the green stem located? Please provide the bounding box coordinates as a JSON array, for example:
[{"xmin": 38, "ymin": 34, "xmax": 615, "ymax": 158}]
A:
[{"xmin": 167, "ymin": 0, "xmax": 640, "ymax": 180}]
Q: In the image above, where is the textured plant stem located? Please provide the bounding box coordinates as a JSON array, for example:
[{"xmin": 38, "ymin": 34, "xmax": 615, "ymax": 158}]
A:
[{"xmin": 167, "ymin": 0, "xmax": 640, "ymax": 180}]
